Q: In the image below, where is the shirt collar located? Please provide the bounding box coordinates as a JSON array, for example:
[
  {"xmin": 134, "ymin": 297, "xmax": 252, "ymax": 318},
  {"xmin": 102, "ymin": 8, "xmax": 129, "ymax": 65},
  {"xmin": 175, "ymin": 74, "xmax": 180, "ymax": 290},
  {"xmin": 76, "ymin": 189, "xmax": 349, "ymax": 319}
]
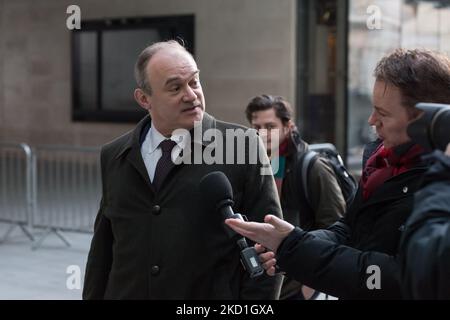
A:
[
  {"xmin": 171, "ymin": 129, "xmax": 190, "ymax": 150},
  {"xmin": 146, "ymin": 124, "xmax": 190, "ymax": 155}
]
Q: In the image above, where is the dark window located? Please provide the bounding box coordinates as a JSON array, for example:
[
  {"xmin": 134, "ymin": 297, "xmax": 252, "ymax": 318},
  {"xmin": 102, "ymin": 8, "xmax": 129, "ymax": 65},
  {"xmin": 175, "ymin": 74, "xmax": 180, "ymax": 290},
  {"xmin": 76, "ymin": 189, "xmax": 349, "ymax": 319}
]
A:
[{"xmin": 72, "ymin": 15, "xmax": 195, "ymax": 123}]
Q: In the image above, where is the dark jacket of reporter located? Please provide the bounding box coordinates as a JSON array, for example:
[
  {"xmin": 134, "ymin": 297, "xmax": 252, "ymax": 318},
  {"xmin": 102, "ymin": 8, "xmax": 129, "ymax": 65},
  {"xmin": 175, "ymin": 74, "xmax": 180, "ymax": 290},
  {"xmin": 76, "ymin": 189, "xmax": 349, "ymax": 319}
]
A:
[
  {"xmin": 275, "ymin": 140, "xmax": 429, "ymax": 299},
  {"xmin": 400, "ymin": 151, "xmax": 450, "ymax": 299}
]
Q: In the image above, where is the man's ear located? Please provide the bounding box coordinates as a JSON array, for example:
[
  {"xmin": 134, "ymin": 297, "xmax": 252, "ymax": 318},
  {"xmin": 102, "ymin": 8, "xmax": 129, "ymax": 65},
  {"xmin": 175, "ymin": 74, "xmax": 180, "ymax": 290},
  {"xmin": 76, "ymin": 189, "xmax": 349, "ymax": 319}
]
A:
[
  {"xmin": 287, "ymin": 120, "xmax": 295, "ymax": 129},
  {"xmin": 134, "ymin": 88, "xmax": 151, "ymax": 111},
  {"xmin": 409, "ymin": 108, "xmax": 424, "ymax": 122},
  {"xmin": 284, "ymin": 120, "xmax": 295, "ymax": 133}
]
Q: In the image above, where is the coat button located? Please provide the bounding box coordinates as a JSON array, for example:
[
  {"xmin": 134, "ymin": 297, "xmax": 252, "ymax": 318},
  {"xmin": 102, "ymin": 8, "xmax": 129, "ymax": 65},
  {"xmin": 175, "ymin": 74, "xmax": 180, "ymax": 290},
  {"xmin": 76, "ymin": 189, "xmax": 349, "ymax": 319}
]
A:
[
  {"xmin": 403, "ymin": 187, "xmax": 408, "ymax": 194},
  {"xmin": 152, "ymin": 205, "xmax": 161, "ymax": 215},
  {"xmin": 151, "ymin": 265, "xmax": 160, "ymax": 275}
]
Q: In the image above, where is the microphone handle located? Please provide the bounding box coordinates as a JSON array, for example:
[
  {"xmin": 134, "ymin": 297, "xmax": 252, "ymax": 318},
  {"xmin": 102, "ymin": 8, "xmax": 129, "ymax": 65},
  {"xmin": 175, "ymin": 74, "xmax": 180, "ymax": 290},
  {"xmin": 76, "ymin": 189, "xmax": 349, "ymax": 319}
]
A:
[
  {"xmin": 236, "ymin": 237, "xmax": 249, "ymax": 250},
  {"xmin": 220, "ymin": 205, "xmax": 235, "ymax": 220},
  {"xmin": 220, "ymin": 206, "xmax": 244, "ymax": 239},
  {"xmin": 219, "ymin": 206, "xmax": 264, "ymax": 278}
]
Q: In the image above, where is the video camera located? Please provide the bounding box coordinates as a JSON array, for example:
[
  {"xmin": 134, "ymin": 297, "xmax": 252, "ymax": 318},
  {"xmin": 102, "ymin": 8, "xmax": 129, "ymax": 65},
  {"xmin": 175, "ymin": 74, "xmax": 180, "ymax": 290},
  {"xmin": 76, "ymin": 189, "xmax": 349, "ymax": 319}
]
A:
[{"xmin": 407, "ymin": 103, "xmax": 450, "ymax": 151}]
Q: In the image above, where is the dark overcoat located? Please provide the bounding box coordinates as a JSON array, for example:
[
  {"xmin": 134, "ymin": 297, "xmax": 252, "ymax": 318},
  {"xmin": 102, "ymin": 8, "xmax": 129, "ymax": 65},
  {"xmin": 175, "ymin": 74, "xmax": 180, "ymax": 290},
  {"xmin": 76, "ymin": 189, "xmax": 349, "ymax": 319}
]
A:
[{"xmin": 83, "ymin": 113, "xmax": 283, "ymax": 299}]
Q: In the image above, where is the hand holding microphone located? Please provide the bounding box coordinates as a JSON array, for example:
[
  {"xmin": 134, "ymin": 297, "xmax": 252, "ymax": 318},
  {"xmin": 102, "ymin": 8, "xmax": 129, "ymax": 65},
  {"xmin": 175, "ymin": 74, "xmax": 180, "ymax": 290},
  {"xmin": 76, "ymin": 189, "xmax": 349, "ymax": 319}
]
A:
[
  {"xmin": 199, "ymin": 171, "xmax": 265, "ymax": 278},
  {"xmin": 254, "ymin": 243, "xmax": 278, "ymax": 276},
  {"xmin": 226, "ymin": 216, "xmax": 295, "ymax": 277}
]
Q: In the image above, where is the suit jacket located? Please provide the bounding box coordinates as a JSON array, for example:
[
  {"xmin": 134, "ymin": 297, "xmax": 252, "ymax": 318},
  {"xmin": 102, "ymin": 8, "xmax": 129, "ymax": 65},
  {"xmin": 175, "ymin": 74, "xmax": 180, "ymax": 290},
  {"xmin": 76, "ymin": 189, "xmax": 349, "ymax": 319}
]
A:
[{"xmin": 83, "ymin": 113, "xmax": 283, "ymax": 299}]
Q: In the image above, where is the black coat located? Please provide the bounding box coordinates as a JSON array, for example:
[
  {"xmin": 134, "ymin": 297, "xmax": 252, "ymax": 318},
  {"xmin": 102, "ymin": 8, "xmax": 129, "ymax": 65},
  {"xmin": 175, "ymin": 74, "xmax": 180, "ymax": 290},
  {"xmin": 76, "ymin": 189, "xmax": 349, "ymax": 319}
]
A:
[
  {"xmin": 280, "ymin": 131, "xmax": 345, "ymax": 230},
  {"xmin": 400, "ymin": 151, "xmax": 450, "ymax": 299},
  {"xmin": 83, "ymin": 113, "xmax": 283, "ymax": 300},
  {"xmin": 276, "ymin": 141, "xmax": 429, "ymax": 299}
]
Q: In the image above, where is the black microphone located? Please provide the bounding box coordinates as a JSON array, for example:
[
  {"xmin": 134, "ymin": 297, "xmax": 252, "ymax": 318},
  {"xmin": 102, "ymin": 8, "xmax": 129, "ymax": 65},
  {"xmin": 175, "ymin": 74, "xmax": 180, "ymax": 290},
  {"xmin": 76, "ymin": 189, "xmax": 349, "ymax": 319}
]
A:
[{"xmin": 199, "ymin": 171, "xmax": 264, "ymax": 278}]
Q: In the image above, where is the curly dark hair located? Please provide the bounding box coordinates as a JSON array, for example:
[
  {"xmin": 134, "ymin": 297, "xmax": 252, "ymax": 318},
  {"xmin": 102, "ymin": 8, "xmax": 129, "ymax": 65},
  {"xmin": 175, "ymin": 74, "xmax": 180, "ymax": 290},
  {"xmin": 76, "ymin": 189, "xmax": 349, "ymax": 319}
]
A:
[{"xmin": 245, "ymin": 94, "xmax": 294, "ymax": 125}]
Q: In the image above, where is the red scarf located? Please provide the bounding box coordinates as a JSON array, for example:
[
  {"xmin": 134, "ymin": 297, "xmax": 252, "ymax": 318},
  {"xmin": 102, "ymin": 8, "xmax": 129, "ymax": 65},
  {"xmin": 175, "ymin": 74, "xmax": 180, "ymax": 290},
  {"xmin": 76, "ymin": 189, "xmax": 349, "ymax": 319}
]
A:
[
  {"xmin": 274, "ymin": 139, "xmax": 290, "ymax": 195},
  {"xmin": 278, "ymin": 138, "xmax": 290, "ymax": 157},
  {"xmin": 361, "ymin": 143, "xmax": 424, "ymax": 200}
]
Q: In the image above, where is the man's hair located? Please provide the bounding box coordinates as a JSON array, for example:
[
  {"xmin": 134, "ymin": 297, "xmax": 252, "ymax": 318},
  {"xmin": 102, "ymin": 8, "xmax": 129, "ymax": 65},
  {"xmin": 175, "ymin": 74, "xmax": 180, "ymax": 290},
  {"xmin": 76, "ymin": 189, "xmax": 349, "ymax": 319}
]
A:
[
  {"xmin": 374, "ymin": 49, "xmax": 450, "ymax": 114},
  {"xmin": 134, "ymin": 40, "xmax": 193, "ymax": 94},
  {"xmin": 245, "ymin": 94, "xmax": 294, "ymax": 125}
]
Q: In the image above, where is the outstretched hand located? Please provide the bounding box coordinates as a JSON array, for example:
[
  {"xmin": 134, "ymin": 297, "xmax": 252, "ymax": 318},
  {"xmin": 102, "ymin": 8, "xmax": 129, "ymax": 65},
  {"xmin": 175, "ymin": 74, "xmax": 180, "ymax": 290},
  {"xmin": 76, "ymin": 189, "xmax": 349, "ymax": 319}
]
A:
[{"xmin": 224, "ymin": 215, "xmax": 294, "ymax": 253}]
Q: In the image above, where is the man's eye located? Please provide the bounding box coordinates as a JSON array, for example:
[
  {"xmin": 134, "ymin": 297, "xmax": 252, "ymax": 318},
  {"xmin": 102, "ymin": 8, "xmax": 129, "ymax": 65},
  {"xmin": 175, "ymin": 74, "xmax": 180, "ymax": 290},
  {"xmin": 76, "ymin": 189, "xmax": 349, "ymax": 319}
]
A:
[
  {"xmin": 191, "ymin": 79, "xmax": 200, "ymax": 87},
  {"xmin": 170, "ymin": 86, "xmax": 180, "ymax": 92},
  {"xmin": 375, "ymin": 109, "xmax": 387, "ymax": 117}
]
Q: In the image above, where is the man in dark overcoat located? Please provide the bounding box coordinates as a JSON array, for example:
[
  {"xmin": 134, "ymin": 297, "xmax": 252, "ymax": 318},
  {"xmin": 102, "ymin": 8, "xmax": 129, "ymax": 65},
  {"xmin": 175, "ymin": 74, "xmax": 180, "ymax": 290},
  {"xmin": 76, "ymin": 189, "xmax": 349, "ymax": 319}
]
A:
[{"xmin": 83, "ymin": 40, "xmax": 283, "ymax": 299}]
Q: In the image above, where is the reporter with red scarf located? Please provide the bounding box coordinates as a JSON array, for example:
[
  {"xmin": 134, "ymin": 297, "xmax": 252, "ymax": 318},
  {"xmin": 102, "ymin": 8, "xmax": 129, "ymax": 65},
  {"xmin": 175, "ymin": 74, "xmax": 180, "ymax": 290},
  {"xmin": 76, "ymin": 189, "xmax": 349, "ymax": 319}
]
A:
[{"xmin": 226, "ymin": 49, "xmax": 450, "ymax": 299}]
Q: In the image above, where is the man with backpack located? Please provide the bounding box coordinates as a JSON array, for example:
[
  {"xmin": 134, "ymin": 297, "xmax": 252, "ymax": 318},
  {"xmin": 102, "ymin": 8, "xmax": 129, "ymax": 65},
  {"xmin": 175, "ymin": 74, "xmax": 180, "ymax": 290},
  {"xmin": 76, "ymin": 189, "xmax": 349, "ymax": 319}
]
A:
[{"xmin": 245, "ymin": 94, "xmax": 349, "ymax": 299}]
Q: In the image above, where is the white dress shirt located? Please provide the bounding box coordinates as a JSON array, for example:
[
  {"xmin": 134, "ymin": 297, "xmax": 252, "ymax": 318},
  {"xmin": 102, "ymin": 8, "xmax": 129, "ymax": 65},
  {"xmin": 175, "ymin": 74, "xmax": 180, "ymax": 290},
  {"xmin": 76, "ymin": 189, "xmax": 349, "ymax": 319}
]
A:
[{"xmin": 140, "ymin": 125, "xmax": 189, "ymax": 182}]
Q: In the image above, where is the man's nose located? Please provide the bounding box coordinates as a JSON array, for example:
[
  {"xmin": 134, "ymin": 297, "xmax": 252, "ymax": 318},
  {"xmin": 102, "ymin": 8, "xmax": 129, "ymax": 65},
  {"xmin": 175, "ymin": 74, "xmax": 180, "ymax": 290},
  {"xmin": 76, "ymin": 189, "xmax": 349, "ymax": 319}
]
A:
[
  {"xmin": 368, "ymin": 111, "xmax": 377, "ymax": 126},
  {"xmin": 257, "ymin": 129, "xmax": 269, "ymax": 139},
  {"xmin": 182, "ymin": 86, "xmax": 197, "ymax": 102}
]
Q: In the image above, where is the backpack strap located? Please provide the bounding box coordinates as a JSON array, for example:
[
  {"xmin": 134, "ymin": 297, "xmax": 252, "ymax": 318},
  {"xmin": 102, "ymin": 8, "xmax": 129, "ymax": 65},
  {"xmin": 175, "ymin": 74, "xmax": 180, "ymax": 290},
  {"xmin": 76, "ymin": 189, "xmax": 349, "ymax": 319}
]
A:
[{"xmin": 297, "ymin": 150, "xmax": 319, "ymax": 209}]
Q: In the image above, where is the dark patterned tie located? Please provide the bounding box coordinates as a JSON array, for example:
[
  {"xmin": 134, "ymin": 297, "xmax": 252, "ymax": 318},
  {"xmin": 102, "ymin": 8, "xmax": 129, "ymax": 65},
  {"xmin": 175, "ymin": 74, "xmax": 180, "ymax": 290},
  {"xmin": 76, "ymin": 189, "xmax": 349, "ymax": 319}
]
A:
[{"xmin": 152, "ymin": 139, "xmax": 177, "ymax": 191}]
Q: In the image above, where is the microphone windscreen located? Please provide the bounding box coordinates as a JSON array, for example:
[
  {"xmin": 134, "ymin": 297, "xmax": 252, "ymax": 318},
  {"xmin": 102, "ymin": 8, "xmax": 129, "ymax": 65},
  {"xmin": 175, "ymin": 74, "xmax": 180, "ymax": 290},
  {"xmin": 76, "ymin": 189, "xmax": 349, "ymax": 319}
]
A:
[{"xmin": 199, "ymin": 171, "xmax": 233, "ymax": 211}]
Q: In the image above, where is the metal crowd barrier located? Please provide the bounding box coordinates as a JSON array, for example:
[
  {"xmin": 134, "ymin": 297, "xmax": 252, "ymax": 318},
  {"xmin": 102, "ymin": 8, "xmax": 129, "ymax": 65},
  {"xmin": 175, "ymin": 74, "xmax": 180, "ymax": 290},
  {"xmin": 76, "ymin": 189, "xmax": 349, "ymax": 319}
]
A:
[
  {"xmin": 0, "ymin": 143, "xmax": 102, "ymax": 249},
  {"xmin": 0, "ymin": 143, "xmax": 35, "ymax": 243},
  {"xmin": 32, "ymin": 145, "xmax": 101, "ymax": 249}
]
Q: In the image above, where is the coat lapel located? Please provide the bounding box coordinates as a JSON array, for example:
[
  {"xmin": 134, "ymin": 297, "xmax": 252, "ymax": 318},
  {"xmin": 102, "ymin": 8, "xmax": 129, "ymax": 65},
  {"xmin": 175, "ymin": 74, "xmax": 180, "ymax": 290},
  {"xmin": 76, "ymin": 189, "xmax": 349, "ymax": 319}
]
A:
[
  {"xmin": 115, "ymin": 115, "xmax": 155, "ymax": 193},
  {"xmin": 127, "ymin": 143, "xmax": 155, "ymax": 193}
]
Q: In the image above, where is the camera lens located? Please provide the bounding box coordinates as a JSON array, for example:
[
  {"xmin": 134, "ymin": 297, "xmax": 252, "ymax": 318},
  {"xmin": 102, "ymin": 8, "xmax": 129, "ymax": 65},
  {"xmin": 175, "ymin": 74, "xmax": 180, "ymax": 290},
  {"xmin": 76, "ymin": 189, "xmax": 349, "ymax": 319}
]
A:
[
  {"xmin": 432, "ymin": 108, "xmax": 450, "ymax": 151},
  {"xmin": 408, "ymin": 103, "xmax": 450, "ymax": 152}
]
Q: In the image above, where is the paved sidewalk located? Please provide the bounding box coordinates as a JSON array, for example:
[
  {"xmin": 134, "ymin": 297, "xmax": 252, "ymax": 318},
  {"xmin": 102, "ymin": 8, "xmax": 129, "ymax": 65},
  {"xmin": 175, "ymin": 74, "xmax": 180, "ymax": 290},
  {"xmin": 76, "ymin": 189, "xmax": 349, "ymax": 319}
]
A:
[
  {"xmin": 0, "ymin": 223, "xmax": 92, "ymax": 300},
  {"xmin": 0, "ymin": 223, "xmax": 337, "ymax": 300}
]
